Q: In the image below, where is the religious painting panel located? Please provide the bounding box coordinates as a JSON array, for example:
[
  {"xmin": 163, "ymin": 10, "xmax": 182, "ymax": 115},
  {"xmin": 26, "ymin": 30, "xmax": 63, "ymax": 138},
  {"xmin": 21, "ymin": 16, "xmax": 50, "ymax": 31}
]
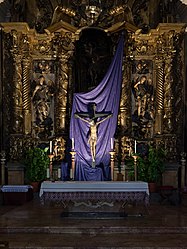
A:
[
  {"xmin": 31, "ymin": 60, "xmax": 56, "ymax": 140},
  {"xmin": 131, "ymin": 60, "xmax": 154, "ymax": 140}
]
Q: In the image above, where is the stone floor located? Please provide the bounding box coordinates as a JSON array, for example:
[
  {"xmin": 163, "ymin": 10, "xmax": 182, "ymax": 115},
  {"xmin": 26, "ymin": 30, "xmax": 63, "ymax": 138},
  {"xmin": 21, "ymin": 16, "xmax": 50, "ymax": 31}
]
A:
[{"xmin": 0, "ymin": 192, "xmax": 187, "ymax": 248}]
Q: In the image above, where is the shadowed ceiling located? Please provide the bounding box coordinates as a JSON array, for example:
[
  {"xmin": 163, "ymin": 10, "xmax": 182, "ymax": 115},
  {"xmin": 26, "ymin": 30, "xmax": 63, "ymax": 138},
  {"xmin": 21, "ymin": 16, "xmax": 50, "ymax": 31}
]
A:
[{"xmin": 0, "ymin": 0, "xmax": 186, "ymax": 33}]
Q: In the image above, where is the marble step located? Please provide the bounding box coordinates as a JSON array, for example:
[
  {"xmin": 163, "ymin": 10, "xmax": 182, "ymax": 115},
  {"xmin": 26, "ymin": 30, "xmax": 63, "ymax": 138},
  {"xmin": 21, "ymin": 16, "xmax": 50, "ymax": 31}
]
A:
[
  {"xmin": 1, "ymin": 233, "xmax": 187, "ymax": 248},
  {"xmin": 1, "ymin": 226, "xmax": 187, "ymax": 234}
]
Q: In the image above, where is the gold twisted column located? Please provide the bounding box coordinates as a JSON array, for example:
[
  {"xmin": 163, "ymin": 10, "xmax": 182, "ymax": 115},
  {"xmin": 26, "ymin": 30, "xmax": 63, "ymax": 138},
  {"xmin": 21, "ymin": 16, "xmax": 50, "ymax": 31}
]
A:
[
  {"xmin": 22, "ymin": 59, "xmax": 31, "ymax": 135},
  {"xmin": 57, "ymin": 54, "xmax": 68, "ymax": 133},
  {"xmin": 155, "ymin": 59, "xmax": 164, "ymax": 134},
  {"xmin": 12, "ymin": 53, "xmax": 23, "ymax": 133},
  {"xmin": 54, "ymin": 32, "xmax": 75, "ymax": 134},
  {"xmin": 164, "ymin": 57, "xmax": 174, "ymax": 133},
  {"xmin": 119, "ymin": 61, "xmax": 131, "ymax": 135},
  {"xmin": 10, "ymin": 30, "xmax": 23, "ymax": 134}
]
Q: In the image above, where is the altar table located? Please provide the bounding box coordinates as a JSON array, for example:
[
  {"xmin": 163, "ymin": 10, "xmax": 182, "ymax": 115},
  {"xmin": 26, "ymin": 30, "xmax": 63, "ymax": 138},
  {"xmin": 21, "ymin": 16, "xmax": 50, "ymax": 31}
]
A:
[{"xmin": 39, "ymin": 181, "xmax": 149, "ymax": 207}]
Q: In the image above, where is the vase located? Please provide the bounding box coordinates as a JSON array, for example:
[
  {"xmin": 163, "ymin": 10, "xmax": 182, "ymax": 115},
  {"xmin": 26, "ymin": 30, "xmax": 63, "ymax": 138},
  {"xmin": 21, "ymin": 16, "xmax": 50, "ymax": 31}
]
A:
[
  {"xmin": 30, "ymin": 181, "xmax": 40, "ymax": 193},
  {"xmin": 148, "ymin": 182, "xmax": 157, "ymax": 193}
]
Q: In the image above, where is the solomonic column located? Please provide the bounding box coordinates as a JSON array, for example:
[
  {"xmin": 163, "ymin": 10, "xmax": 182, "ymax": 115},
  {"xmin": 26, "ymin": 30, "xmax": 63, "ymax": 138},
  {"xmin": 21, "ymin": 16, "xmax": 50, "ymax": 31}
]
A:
[
  {"xmin": 9, "ymin": 30, "xmax": 23, "ymax": 134},
  {"xmin": 119, "ymin": 60, "xmax": 131, "ymax": 135},
  {"xmin": 57, "ymin": 54, "xmax": 69, "ymax": 133},
  {"xmin": 163, "ymin": 55, "xmax": 174, "ymax": 133},
  {"xmin": 155, "ymin": 58, "xmax": 164, "ymax": 135},
  {"xmin": 54, "ymin": 32, "xmax": 75, "ymax": 134},
  {"xmin": 22, "ymin": 58, "xmax": 31, "ymax": 135}
]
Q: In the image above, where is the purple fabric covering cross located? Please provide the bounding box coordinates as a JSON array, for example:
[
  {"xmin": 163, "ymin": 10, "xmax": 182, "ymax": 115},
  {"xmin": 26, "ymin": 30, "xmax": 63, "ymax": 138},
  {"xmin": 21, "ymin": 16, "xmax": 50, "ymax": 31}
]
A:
[{"xmin": 70, "ymin": 33, "xmax": 124, "ymax": 181}]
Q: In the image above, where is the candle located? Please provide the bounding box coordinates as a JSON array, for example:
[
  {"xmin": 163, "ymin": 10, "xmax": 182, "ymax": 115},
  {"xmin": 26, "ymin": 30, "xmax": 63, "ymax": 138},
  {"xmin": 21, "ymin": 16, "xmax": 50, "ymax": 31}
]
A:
[
  {"xmin": 49, "ymin": 141, "xmax": 52, "ymax": 154},
  {"xmin": 72, "ymin": 138, "xmax": 74, "ymax": 150},
  {"xmin": 135, "ymin": 140, "xmax": 137, "ymax": 154},
  {"xmin": 46, "ymin": 168, "xmax": 50, "ymax": 179},
  {"xmin": 111, "ymin": 138, "xmax": 114, "ymax": 150},
  {"xmin": 58, "ymin": 168, "xmax": 61, "ymax": 179}
]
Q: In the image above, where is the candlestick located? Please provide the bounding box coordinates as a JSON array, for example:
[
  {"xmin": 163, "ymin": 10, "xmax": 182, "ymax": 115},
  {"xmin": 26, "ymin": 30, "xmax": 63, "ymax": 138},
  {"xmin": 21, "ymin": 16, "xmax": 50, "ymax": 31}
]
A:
[
  {"xmin": 50, "ymin": 141, "xmax": 52, "ymax": 154},
  {"xmin": 72, "ymin": 138, "xmax": 74, "ymax": 150},
  {"xmin": 123, "ymin": 163, "xmax": 126, "ymax": 181},
  {"xmin": 48, "ymin": 154, "xmax": 54, "ymax": 180},
  {"xmin": 70, "ymin": 150, "xmax": 76, "ymax": 180},
  {"xmin": 109, "ymin": 151, "xmax": 115, "ymax": 181},
  {"xmin": 134, "ymin": 140, "xmax": 137, "ymax": 154},
  {"xmin": 132, "ymin": 155, "xmax": 139, "ymax": 181}
]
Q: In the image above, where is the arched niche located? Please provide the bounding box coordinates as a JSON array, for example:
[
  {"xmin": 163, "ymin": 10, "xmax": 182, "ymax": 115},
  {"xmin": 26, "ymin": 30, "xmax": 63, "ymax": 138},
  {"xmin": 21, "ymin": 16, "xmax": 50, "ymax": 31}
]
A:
[{"xmin": 73, "ymin": 28, "xmax": 113, "ymax": 93}]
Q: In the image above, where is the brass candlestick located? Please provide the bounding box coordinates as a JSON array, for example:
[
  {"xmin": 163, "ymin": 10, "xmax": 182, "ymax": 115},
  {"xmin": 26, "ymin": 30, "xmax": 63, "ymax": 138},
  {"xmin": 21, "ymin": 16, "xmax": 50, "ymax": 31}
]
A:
[
  {"xmin": 132, "ymin": 155, "xmax": 139, "ymax": 181},
  {"xmin": 48, "ymin": 154, "xmax": 54, "ymax": 181},
  {"xmin": 0, "ymin": 151, "xmax": 6, "ymax": 185},
  {"xmin": 109, "ymin": 151, "xmax": 115, "ymax": 181},
  {"xmin": 70, "ymin": 150, "xmax": 76, "ymax": 180}
]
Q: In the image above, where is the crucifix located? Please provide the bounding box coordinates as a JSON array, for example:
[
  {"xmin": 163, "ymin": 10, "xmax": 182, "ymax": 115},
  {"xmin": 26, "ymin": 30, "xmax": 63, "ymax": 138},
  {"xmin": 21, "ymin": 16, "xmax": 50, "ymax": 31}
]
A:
[{"xmin": 75, "ymin": 103, "xmax": 112, "ymax": 167}]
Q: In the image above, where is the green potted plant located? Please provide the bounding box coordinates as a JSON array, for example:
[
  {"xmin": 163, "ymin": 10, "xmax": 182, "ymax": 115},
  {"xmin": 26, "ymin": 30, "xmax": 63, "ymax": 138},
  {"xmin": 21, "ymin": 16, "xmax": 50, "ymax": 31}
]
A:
[
  {"xmin": 24, "ymin": 147, "xmax": 49, "ymax": 192},
  {"xmin": 125, "ymin": 145, "xmax": 165, "ymax": 192},
  {"xmin": 146, "ymin": 146, "xmax": 165, "ymax": 180},
  {"xmin": 146, "ymin": 145, "xmax": 165, "ymax": 192}
]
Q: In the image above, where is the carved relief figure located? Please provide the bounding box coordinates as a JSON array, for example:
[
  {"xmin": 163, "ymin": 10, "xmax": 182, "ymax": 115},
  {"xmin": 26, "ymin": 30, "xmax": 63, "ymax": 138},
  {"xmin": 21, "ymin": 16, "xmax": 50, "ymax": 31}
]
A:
[
  {"xmin": 131, "ymin": 60, "xmax": 154, "ymax": 139},
  {"xmin": 31, "ymin": 74, "xmax": 54, "ymax": 138},
  {"xmin": 34, "ymin": 61, "xmax": 54, "ymax": 74}
]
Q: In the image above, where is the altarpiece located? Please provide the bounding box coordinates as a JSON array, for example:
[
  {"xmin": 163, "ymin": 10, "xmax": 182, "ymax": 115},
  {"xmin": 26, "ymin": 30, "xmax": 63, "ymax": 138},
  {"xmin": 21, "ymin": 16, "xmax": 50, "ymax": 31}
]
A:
[{"xmin": 0, "ymin": 1, "xmax": 186, "ymax": 184}]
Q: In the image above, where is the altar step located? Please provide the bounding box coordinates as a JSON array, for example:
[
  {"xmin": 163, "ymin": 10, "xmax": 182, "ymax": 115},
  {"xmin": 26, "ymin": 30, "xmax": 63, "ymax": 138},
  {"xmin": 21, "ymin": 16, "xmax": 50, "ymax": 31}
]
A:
[
  {"xmin": 1, "ymin": 225, "xmax": 187, "ymax": 234},
  {"xmin": 1, "ymin": 231, "xmax": 187, "ymax": 247},
  {"xmin": 1, "ymin": 194, "xmax": 187, "ymax": 248},
  {"xmin": 1, "ymin": 224, "xmax": 187, "ymax": 248},
  {"xmin": 1, "ymin": 233, "xmax": 187, "ymax": 248}
]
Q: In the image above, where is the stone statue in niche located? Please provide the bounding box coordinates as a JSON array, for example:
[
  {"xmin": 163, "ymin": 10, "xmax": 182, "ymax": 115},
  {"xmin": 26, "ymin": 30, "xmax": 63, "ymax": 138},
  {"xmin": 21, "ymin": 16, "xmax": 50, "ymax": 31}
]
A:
[
  {"xmin": 31, "ymin": 74, "xmax": 54, "ymax": 139},
  {"xmin": 131, "ymin": 60, "xmax": 154, "ymax": 139}
]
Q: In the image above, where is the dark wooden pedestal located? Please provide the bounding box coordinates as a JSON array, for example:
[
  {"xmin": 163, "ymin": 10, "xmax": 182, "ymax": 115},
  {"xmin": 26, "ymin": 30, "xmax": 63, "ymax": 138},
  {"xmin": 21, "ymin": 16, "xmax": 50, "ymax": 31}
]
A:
[{"xmin": 1, "ymin": 186, "xmax": 33, "ymax": 205}]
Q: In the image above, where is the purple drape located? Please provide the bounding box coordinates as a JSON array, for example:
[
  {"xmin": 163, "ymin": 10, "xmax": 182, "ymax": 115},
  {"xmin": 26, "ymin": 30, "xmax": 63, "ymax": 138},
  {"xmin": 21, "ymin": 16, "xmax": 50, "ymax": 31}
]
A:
[{"xmin": 70, "ymin": 34, "xmax": 124, "ymax": 181}]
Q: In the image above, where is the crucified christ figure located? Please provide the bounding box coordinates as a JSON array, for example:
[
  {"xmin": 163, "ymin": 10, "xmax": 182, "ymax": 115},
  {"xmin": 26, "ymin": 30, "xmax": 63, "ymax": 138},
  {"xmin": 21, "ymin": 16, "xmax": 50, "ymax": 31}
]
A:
[{"xmin": 75, "ymin": 103, "xmax": 112, "ymax": 165}]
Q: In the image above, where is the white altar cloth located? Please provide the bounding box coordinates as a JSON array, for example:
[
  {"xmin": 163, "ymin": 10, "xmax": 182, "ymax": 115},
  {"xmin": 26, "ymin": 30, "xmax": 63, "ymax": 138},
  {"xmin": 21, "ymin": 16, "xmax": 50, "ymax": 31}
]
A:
[{"xmin": 39, "ymin": 181, "xmax": 149, "ymax": 197}]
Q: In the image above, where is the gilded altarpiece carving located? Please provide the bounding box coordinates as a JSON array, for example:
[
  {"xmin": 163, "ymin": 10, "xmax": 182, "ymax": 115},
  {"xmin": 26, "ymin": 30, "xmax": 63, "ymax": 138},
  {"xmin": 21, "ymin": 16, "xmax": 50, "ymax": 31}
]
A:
[
  {"xmin": 129, "ymin": 24, "xmax": 186, "ymax": 162},
  {"xmin": 1, "ymin": 22, "xmax": 186, "ymax": 173}
]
